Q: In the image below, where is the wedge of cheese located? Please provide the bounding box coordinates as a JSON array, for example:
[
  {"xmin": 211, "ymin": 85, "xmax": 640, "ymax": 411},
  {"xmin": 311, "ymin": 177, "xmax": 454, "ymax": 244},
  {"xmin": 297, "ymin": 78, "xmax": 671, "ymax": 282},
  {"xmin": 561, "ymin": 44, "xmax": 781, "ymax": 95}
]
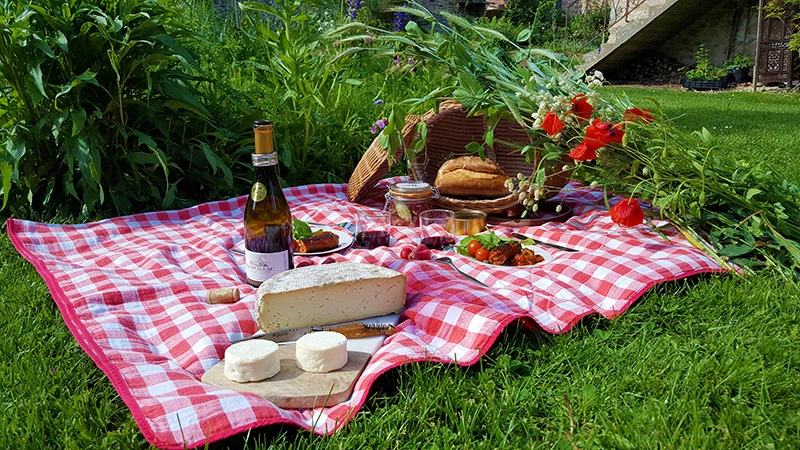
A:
[{"xmin": 255, "ymin": 262, "xmax": 406, "ymax": 332}]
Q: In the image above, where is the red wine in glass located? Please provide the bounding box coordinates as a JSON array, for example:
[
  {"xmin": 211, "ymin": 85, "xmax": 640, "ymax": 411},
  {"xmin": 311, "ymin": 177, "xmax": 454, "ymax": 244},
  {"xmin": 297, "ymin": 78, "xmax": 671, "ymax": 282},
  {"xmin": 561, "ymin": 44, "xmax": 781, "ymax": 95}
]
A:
[
  {"xmin": 420, "ymin": 235, "xmax": 455, "ymax": 250},
  {"xmin": 355, "ymin": 230, "xmax": 390, "ymax": 249}
]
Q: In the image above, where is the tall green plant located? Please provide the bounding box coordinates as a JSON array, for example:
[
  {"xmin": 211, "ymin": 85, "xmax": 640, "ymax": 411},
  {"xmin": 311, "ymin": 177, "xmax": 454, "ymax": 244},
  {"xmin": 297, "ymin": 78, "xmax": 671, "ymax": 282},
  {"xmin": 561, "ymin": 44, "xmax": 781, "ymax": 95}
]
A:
[
  {"xmin": 0, "ymin": 0, "xmax": 236, "ymax": 219},
  {"xmin": 238, "ymin": 0, "xmax": 386, "ymax": 185}
]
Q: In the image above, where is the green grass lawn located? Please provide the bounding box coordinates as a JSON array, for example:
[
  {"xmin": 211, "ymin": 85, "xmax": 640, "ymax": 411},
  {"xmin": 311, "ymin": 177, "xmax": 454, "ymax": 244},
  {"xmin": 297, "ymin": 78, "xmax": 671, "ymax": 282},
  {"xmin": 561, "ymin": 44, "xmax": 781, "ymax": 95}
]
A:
[{"xmin": 2, "ymin": 87, "xmax": 799, "ymax": 449}]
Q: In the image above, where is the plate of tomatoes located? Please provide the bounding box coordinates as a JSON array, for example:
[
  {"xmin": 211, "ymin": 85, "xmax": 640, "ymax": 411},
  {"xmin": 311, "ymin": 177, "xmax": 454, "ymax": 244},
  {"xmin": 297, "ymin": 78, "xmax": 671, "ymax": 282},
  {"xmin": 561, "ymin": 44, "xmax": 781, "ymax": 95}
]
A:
[{"xmin": 456, "ymin": 231, "xmax": 552, "ymax": 266}]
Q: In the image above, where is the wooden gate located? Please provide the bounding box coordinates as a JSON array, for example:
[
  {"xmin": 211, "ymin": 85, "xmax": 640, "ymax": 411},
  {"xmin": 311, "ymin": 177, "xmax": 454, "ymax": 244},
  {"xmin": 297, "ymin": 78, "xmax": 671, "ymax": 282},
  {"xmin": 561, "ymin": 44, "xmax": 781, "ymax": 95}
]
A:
[{"xmin": 757, "ymin": 0, "xmax": 798, "ymax": 85}]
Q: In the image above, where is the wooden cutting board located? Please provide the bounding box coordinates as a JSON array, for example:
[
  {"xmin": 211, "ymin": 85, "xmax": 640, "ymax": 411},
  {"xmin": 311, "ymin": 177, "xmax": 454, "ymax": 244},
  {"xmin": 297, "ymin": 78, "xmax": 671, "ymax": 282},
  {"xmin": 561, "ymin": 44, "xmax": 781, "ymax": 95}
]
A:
[
  {"xmin": 201, "ymin": 346, "xmax": 371, "ymax": 409},
  {"xmin": 201, "ymin": 314, "xmax": 399, "ymax": 409}
]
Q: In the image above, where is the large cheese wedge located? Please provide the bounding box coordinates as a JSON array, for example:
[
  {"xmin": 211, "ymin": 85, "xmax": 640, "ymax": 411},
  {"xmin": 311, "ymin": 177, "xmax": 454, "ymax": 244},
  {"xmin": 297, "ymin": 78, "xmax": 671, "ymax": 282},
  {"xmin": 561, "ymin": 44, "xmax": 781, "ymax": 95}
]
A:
[
  {"xmin": 224, "ymin": 340, "xmax": 280, "ymax": 383},
  {"xmin": 255, "ymin": 262, "xmax": 406, "ymax": 332},
  {"xmin": 295, "ymin": 331, "xmax": 348, "ymax": 373}
]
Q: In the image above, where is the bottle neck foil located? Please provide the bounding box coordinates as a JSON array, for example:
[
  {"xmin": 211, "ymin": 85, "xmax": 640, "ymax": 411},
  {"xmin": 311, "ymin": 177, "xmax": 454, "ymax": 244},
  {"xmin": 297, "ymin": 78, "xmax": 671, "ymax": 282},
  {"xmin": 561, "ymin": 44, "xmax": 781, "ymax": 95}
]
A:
[{"xmin": 252, "ymin": 152, "xmax": 278, "ymax": 167}]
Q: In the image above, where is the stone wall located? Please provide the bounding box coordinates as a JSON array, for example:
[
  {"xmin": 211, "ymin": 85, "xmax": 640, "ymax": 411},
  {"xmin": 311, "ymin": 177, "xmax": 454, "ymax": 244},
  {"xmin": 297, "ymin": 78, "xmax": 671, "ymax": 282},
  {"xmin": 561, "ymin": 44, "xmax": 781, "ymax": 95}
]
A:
[{"xmin": 658, "ymin": 0, "xmax": 758, "ymax": 66}]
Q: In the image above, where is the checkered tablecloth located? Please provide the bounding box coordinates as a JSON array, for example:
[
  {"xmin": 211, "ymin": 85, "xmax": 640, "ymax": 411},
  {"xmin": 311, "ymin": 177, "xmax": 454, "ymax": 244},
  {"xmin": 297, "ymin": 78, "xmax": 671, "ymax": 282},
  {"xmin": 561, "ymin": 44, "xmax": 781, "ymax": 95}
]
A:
[{"xmin": 7, "ymin": 177, "xmax": 725, "ymax": 449}]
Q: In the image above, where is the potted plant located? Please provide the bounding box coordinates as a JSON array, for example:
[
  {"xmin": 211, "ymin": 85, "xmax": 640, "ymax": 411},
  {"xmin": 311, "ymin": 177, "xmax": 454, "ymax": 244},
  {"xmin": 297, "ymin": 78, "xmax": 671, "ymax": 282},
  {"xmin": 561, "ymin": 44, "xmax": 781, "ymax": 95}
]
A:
[
  {"xmin": 681, "ymin": 45, "xmax": 729, "ymax": 90},
  {"xmin": 723, "ymin": 53, "xmax": 754, "ymax": 84}
]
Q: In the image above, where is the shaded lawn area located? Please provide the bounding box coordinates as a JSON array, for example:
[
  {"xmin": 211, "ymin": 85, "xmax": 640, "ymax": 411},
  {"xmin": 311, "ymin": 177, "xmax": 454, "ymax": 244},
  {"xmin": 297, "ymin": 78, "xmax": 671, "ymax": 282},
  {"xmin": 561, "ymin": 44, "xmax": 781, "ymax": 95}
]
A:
[{"xmin": 1, "ymin": 88, "xmax": 799, "ymax": 449}]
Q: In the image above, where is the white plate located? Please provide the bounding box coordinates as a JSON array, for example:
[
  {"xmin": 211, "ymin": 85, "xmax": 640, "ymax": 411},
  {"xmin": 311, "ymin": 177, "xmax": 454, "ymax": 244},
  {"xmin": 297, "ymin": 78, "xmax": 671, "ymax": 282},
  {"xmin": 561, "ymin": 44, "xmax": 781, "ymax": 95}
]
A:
[{"xmin": 294, "ymin": 224, "xmax": 354, "ymax": 256}]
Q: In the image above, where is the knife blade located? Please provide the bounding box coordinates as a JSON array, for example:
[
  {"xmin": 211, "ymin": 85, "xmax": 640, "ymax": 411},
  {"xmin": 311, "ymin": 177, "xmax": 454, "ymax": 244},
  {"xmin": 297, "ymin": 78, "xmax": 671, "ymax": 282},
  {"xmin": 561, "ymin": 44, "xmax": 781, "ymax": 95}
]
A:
[
  {"xmin": 232, "ymin": 322, "xmax": 397, "ymax": 345},
  {"xmin": 510, "ymin": 232, "xmax": 579, "ymax": 252}
]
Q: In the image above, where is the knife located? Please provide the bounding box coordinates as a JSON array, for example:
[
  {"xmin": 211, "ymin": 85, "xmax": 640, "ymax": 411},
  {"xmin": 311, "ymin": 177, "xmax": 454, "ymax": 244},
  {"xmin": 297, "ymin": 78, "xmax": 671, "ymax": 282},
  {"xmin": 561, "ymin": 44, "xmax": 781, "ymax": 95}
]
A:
[
  {"xmin": 232, "ymin": 322, "xmax": 397, "ymax": 345},
  {"xmin": 510, "ymin": 232, "xmax": 579, "ymax": 252}
]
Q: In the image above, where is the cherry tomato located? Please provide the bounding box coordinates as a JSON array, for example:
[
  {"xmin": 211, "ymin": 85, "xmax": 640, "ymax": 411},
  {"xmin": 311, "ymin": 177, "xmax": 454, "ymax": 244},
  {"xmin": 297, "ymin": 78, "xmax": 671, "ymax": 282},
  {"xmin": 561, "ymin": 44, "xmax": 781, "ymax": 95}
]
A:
[
  {"xmin": 467, "ymin": 240, "xmax": 483, "ymax": 256},
  {"xmin": 475, "ymin": 247, "xmax": 490, "ymax": 262},
  {"xmin": 400, "ymin": 247, "xmax": 413, "ymax": 259}
]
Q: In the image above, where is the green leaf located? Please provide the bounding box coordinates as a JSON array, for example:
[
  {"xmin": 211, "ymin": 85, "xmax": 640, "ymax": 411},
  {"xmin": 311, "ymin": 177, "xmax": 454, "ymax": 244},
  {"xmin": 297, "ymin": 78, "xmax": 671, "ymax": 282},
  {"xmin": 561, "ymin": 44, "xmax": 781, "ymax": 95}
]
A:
[
  {"xmin": 378, "ymin": 131, "xmax": 390, "ymax": 150},
  {"xmin": 199, "ymin": 142, "xmax": 232, "ymax": 185},
  {"xmin": 71, "ymin": 109, "xmax": 86, "ymax": 137},
  {"xmin": 516, "ymin": 29, "xmax": 532, "ymax": 42},
  {"xmin": 161, "ymin": 183, "xmax": 176, "ymax": 209},
  {"xmin": 134, "ymin": 132, "xmax": 169, "ymax": 178},
  {"xmin": 293, "ymin": 219, "xmax": 313, "ymax": 240},
  {"xmin": 31, "ymin": 34, "xmax": 55, "ymax": 58},
  {"xmin": 405, "ymin": 21, "xmax": 421, "ymax": 34},
  {"xmin": 0, "ymin": 160, "xmax": 11, "ymax": 210},
  {"xmin": 55, "ymin": 31, "xmax": 68, "ymax": 53},
  {"xmin": 28, "ymin": 61, "xmax": 48, "ymax": 99},
  {"xmin": 465, "ymin": 141, "xmax": 485, "ymax": 159},
  {"xmin": 745, "ymin": 188, "xmax": 762, "ymax": 200},
  {"xmin": 153, "ymin": 34, "xmax": 197, "ymax": 70},
  {"xmin": 160, "ymin": 80, "xmax": 209, "ymax": 116},
  {"xmin": 483, "ymin": 129, "xmax": 494, "ymax": 147},
  {"xmin": 718, "ymin": 242, "xmax": 755, "ymax": 257}
]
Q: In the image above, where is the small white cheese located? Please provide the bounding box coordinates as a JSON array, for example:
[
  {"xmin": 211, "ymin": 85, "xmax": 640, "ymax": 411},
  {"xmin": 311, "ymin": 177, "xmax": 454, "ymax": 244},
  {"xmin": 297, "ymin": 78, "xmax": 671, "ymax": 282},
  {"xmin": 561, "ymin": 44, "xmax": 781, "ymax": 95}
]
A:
[
  {"xmin": 224, "ymin": 340, "xmax": 280, "ymax": 383},
  {"xmin": 255, "ymin": 262, "xmax": 406, "ymax": 332},
  {"xmin": 295, "ymin": 331, "xmax": 348, "ymax": 373}
]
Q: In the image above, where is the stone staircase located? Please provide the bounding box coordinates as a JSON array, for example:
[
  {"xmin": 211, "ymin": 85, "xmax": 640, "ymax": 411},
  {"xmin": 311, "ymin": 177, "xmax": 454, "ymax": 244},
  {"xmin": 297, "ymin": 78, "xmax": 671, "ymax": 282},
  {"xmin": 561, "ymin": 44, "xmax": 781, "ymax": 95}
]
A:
[{"xmin": 580, "ymin": 0, "xmax": 709, "ymax": 74}]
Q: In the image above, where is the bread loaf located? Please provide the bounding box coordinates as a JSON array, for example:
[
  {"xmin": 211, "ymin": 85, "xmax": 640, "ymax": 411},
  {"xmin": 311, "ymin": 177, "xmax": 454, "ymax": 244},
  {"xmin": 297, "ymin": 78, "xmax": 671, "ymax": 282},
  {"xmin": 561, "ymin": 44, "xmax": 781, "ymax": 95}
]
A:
[{"xmin": 434, "ymin": 156, "xmax": 511, "ymax": 199}]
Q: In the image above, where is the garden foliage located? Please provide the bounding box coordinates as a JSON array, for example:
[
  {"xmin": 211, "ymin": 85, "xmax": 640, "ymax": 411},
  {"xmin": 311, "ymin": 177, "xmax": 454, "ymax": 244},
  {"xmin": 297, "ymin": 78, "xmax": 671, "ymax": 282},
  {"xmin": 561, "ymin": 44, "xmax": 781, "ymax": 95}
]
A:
[{"xmin": 0, "ymin": 0, "xmax": 241, "ymax": 219}]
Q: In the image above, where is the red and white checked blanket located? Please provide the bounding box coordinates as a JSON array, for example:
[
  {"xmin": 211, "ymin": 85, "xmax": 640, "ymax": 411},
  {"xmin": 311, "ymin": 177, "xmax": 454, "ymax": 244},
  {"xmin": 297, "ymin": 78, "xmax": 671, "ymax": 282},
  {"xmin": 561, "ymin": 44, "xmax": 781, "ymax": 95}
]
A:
[{"xmin": 7, "ymin": 177, "xmax": 725, "ymax": 449}]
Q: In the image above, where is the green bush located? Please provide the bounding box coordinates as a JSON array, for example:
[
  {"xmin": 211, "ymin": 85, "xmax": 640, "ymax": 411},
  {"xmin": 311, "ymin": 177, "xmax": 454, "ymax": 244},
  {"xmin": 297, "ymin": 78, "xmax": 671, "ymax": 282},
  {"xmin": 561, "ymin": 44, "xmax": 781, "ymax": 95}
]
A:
[
  {"xmin": 685, "ymin": 45, "xmax": 727, "ymax": 80},
  {"xmin": 0, "ymin": 0, "xmax": 237, "ymax": 219},
  {"xmin": 723, "ymin": 53, "xmax": 754, "ymax": 70}
]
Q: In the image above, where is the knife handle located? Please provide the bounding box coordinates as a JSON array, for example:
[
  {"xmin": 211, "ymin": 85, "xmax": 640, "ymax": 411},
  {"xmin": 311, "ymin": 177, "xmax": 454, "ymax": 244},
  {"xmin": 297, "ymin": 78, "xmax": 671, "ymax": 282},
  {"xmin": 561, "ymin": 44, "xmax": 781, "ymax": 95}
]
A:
[{"xmin": 318, "ymin": 323, "xmax": 397, "ymax": 339}]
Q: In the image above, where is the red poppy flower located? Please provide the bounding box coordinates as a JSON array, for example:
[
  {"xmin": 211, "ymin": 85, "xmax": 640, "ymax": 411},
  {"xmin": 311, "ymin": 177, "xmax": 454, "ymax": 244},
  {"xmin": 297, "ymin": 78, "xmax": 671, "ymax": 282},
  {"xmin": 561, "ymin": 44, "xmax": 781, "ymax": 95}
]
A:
[
  {"xmin": 568, "ymin": 141, "xmax": 596, "ymax": 161},
  {"xmin": 584, "ymin": 118, "xmax": 625, "ymax": 148},
  {"xmin": 541, "ymin": 111, "xmax": 565, "ymax": 136},
  {"xmin": 624, "ymin": 108, "xmax": 654, "ymax": 123},
  {"xmin": 570, "ymin": 94, "xmax": 594, "ymax": 121},
  {"xmin": 610, "ymin": 198, "xmax": 644, "ymax": 227}
]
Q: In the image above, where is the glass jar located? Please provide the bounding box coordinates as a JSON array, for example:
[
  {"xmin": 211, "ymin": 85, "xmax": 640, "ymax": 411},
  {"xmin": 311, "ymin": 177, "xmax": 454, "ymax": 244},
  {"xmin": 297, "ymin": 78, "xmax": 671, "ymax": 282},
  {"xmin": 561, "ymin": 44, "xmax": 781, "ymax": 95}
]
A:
[{"xmin": 384, "ymin": 181, "xmax": 439, "ymax": 227}]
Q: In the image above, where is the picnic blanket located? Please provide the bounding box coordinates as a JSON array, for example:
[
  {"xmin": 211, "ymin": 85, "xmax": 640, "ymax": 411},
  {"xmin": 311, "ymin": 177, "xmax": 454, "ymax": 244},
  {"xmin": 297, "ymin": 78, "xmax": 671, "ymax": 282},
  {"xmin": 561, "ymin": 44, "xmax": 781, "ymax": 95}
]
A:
[{"xmin": 7, "ymin": 177, "xmax": 726, "ymax": 449}]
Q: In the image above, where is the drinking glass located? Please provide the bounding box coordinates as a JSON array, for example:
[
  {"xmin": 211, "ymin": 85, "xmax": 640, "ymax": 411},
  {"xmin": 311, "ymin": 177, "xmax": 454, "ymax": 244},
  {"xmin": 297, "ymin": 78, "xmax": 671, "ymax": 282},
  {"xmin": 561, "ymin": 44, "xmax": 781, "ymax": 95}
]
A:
[
  {"xmin": 355, "ymin": 210, "xmax": 392, "ymax": 249},
  {"xmin": 419, "ymin": 209, "xmax": 456, "ymax": 250}
]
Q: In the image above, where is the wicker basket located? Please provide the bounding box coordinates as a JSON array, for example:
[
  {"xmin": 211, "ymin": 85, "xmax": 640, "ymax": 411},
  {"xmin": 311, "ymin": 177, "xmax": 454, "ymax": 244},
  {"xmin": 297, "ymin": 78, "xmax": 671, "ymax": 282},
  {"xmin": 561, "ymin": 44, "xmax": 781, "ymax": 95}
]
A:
[{"xmin": 347, "ymin": 101, "xmax": 571, "ymax": 214}]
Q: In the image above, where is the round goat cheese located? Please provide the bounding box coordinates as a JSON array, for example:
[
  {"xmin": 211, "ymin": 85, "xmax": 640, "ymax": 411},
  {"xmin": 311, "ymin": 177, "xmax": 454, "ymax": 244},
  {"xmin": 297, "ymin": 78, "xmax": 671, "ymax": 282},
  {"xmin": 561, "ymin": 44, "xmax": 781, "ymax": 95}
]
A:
[
  {"xmin": 295, "ymin": 331, "xmax": 348, "ymax": 373},
  {"xmin": 224, "ymin": 340, "xmax": 280, "ymax": 383}
]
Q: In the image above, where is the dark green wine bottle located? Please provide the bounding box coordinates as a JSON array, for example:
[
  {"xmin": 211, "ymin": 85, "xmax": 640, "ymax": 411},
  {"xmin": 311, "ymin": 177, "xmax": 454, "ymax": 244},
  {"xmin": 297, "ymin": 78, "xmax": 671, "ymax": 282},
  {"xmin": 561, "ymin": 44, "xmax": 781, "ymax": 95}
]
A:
[{"xmin": 244, "ymin": 120, "xmax": 294, "ymax": 286}]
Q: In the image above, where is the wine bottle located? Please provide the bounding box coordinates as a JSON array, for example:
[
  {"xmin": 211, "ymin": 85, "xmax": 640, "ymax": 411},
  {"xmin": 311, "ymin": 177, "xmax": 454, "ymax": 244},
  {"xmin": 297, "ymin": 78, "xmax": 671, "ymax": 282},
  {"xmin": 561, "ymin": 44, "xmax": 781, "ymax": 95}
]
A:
[{"xmin": 244, "ymin": 120, "xmax": 294, "ymax": 286}]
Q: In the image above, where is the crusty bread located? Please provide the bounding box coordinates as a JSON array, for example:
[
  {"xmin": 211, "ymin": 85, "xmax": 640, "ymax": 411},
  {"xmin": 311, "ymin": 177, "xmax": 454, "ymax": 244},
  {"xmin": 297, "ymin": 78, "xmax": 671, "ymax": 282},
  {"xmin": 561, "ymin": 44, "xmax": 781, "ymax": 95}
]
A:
[{"xmin": 434, "ymin": 156, "xmax": 511, "ymax": 199}]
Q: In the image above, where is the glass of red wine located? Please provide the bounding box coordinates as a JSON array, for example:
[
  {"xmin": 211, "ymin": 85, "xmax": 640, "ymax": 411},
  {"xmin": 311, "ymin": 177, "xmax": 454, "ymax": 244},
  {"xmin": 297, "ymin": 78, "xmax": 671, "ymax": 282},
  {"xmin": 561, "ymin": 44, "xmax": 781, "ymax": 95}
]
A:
[
  {"xmin": 419, "ymin": 209, "xmax": 456, "ymax": 250},
  {"xmin": 355, "ymin": 210, "xmax": 392, "ymax": 249}
]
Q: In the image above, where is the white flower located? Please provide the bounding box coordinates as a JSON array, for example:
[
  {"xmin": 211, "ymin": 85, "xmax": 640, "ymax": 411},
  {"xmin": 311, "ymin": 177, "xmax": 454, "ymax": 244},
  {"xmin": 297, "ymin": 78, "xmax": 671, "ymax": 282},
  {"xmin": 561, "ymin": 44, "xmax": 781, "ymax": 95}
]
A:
[
  {"xmin": 593, "ymin": 70, "xmax": 604, "ymax": 80},
  {"xmin": 561, "ymin": 164, "xmax": 569, "ymax": 171}
]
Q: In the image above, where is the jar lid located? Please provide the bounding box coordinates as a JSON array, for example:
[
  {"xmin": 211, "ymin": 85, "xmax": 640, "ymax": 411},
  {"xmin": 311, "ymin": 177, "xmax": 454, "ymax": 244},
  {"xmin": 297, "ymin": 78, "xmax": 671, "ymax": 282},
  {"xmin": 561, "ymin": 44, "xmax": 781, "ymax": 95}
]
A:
[{"xmin": 389, "ymin": 181, "xmax": 435, "ymax": 199}]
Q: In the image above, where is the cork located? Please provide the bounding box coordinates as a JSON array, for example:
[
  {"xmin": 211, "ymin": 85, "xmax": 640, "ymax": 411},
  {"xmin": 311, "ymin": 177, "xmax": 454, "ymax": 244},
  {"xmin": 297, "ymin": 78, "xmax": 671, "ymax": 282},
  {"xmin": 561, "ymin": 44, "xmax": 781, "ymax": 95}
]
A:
[{"xmin": 207, "ymin": 288, "xmax": 240, "ymax": 304}]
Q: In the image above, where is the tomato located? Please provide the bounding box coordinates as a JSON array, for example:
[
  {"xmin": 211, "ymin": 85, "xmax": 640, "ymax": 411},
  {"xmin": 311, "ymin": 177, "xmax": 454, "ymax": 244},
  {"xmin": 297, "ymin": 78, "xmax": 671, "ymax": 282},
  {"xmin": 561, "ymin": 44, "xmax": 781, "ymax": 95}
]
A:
[
  {"xmin": 467, "ymin": 240, "xmax": 483, "ymax": 256},
  {"xmin": 475, "ymin": 247, "xmax": 490, "ymax": 262}
]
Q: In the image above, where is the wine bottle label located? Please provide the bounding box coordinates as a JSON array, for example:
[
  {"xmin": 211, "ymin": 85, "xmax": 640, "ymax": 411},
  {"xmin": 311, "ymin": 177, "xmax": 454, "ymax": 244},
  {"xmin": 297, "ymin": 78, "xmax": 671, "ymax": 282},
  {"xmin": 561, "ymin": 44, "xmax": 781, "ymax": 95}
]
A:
[
  {"xmin": 245, "ymin": 249, "xmax": 290, "ymax": 283},
  {"xmin": 250, "ymin": 182, "xmax": 267, "ymax": 202}
]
